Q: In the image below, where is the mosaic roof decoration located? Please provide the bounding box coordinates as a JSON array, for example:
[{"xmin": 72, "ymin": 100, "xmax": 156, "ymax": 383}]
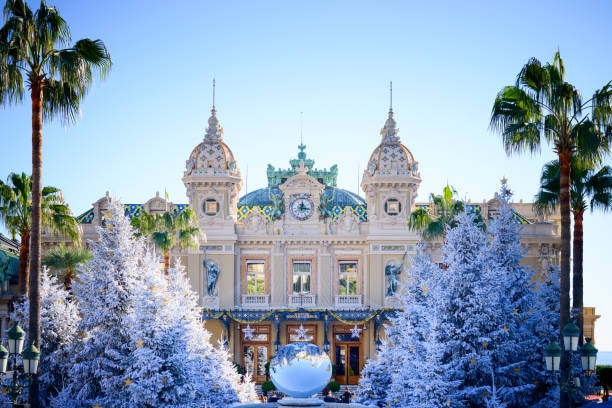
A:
[
  {"xmin": 76, "ymin": 200, "xmax": 529, "ymax": 225},
  {"xmin": 77, "ymin": 203, "xmax": 190, "ymax": 224},
  {"xmin": 237, "ymin": 204, "xmax": 367, "ymax": 223}
]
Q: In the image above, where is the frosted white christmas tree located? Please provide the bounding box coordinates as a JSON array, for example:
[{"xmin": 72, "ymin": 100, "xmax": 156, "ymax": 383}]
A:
[
  {"xmin": 54, "ymin": 199, "xmax": 255, "ymax": 407},
  {"xmin": 385, "ymin": 245, "xmax": 456, "ymax": 408},
  {"xmin": 12, "ymin": 269, "xmax": 79, "ymax": 407}
]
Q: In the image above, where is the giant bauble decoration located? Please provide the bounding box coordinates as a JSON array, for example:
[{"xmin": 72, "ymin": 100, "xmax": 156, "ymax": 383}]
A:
[{"xmin": 269, "ymin": 342, "xmax": 332, "ymax": 398}]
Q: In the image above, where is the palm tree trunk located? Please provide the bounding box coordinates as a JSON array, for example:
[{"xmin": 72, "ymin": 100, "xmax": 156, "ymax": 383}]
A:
[
  {"xmin": 63, "ymin": 266, "xmax": 74, "ymax": 291},
  {"xmin": 164, "ymin": 253, "xmax": 170, "ymax": 275},
  {"xmin": 559, "ymin": 149, "xmax": 572, "ymax": 408},
  {"xmin": 28, "ymin": 82, "xmax": 43, "ymax": 408},
  {"xmin": 572, "ymin": 210, "xmax": 584, "ymax": 346},
  {"xmin": 18, "ymin": 232, "xmax": 30, "ymax": 296}
]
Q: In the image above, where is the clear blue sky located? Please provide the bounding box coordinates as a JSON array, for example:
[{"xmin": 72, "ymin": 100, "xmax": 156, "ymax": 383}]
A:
[{"xmin": 1, "ymin": 1, "xmax": 611, "ymax": 348}]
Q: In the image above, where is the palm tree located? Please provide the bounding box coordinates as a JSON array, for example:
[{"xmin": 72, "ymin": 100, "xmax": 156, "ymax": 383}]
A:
[
  {"xmin": 408, "ymin": 185, "xmax": 466, "ymax": 240},
  {"xmin": 535, "ymin": 158, "xmax": 612, "ymax": 345},
  {"xmin": 490, "ymin": 51, "xmax": 612, "ymax": 407},
  {"xmin": 131, "ymin": 209, "xmax": 199, "ymax": 274},
  {"xmin": 42, "ymin": 244, "xmax": 91, "ymax": 290},
  {"xmin": 1, "ymin": 3, "xmax": 111, "ymax": 402},
  {"xmin": 0, "ymin": 172, "xmax": 80, "ymax": 295}
]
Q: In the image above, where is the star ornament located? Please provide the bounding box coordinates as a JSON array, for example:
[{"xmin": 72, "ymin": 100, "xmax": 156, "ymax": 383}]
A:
[
  {"xmin": 422, "ymin": 285, "xmax": 429, "ymax": 294},
  {"xmin": 93, "ymin": 405, "xmax": 102, "ymax": 408},
  {"xmin": 242, "ymin": 324, "xmax": 254, "ymax": 340},
  {"xmin": 350, "ymin": 324, "xmax": 362, "ymax": 339},
  {"xmin": 295, "ymin": 324, "xmax": 309, "ymax": 340},
  {"xmin": 124, "ymin": 378, "xmax": 133, "ymax": 387},
  {"xmin": 514, "ymin": 366, "xmax": 521, "ymax": 374},
  {"xmin": 136, "ymin": 338, "xmax": 144, "ymax": 348},
  {"xmin": 470, "ymin": 357, "xmax": 477, "ymax": 366}
]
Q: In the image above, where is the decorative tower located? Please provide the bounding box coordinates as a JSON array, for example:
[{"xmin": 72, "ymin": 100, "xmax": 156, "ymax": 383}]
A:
[
  {"xmin": 361, "ymin": 83, "xmax": 421, "ymax": 233},
  {"xmin": 182, "ymin": 81, "xmax": 242, "ymax": 235}
]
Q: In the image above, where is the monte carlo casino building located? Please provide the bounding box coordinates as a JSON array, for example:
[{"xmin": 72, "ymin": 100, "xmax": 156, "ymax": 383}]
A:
[{"xmin": 41, "ymin": 99, "xmax": 600, "ymax": 386}]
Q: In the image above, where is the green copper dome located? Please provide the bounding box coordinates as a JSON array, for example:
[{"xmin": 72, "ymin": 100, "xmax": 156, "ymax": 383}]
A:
[{"xmin": 238, "ymin": 186, "xmax": 365, "ymax": 207}]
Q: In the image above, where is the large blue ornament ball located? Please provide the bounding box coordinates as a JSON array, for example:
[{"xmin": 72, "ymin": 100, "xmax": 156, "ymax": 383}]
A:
[{"xmin": 269, "ymin": 342, "xmax": 332, "ymax": 398}]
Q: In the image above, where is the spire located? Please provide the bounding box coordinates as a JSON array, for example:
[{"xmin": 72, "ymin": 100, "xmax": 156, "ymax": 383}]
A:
[
  {"xmin": 389, "ymin": 80, "xmax": 393, "ymax": 116},
  {"xmin": 381, "ymin": 81, "xmax": 399, "ymax": 142},
  {"xmin": 212, "ymin": 78, "xmax": 216, "ymax": 114},
  {"xmin": 205, "ymin": 79, "xmax": 223, "ymax": 140}
]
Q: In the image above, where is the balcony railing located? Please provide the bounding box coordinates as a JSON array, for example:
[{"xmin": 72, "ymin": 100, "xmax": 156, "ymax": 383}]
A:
[
  {"xmin": 288, "ymin": 294, "xmax": 317, "ymax": 308},
  {"xmin": 334, "ymin": 294, "xmax": 362, "ymax": 309},
  {"xmin": 241, "ymin": 294, "xmax": 270, "ymax": 308}
]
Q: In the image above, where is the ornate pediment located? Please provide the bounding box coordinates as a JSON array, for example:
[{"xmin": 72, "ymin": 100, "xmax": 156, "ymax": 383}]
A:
[{"xmin": 279, "ymin": 173, "xmax": 325, "ymax": 194}]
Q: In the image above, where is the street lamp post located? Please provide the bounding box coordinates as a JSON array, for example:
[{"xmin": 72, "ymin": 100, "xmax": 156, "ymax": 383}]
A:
[
  {"xmin": 545, "ymin": 321, "xmax": 597, "ymax": 408},
  {"xmin": 1, "ymin": 322, "xmax": 41, "ymax": 407}
]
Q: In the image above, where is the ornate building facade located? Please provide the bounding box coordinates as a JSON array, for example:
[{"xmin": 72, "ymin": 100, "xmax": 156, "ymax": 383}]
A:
[{"xmin": 44, "ymin": 96, "xmax": 601, "ymax": 386}]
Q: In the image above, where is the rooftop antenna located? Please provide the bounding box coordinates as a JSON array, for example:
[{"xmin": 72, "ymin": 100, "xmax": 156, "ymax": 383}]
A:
[
  {"xmin": 212, "ymin": 78, "xmax": 216, "ymax": 113},
  {"xmin": 389, "ymin": 81, "xmax": 393, "ymax": 113},
  {"xmin": 300, "ymin": 111, "xmax": 304, "ymax": 145}
]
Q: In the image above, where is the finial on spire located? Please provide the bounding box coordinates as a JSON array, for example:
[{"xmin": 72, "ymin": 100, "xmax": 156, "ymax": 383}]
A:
[
  {"xmin": 211, "ymin": 78, "xmax": 216, "ymax": 115},
  {"xmin": 389, "ymin": 81, "xmax": 393, "ymax": 116}
]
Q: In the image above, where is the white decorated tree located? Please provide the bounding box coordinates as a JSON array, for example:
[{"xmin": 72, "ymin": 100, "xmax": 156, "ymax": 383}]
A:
[
  {"xmin": 55, "ymin": 199, "xmax": 146, "ymax": 408},
  {"xmin": 435, "ymin": 211, "xmax": 501, "ymax": 407},
  {"xmin": 356, "ymin": 341, "xmax": 393, "ymax": 407},
  {"xmin": 11, "ymin": 269, "xmax": 79, "ymax": 407},
  {"xmin": 55, "ymin": 200, "xmax": 255, "ymax": 407},
  {"xmin": 483, "ymin": 183, "xmax": 553, "ymax": 407},
  {"xmin": 385, "ymin": 245, "xmax": 455, "ymax": 408},
  {"xmin": 164, "ymin": 263, "xmax": 257, "ymax": 405}
]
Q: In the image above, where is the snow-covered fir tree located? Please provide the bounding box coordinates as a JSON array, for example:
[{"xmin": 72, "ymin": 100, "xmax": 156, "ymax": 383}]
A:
[
  {"xmin": 482, "ymin": 183, "xmax": 548, "ymax": 407},
  {"xmin": 165, "ymin": 263, "xmax": 257, "ymax": 405},
  {"xmin": 435, "ymin": 211, "xmax": 501, "ymax": 407},
  {"xmin": 530, "ymin": 265, "xmax": 560, "ymax": 408},
  {"xmin": 54, "ymin": 199, "xmax": 255, "ymax": 407},
  {"xmin": 387, "ymin": 244, "xmax": 455, "ymax": 408},
  {"xmin": 55, "ymin": 199, "xmax": 146, "ymax": 408},
  {"xmin": 355, "ymin": 341, "xmax": 393, "ymax": 407},
  {"xmin": 11, "ymin": 269, "xmax": 79, "ymax": 407},
  {"xmin": 385, "ymin": 244, "xmax": 456, "ymax": 408}
]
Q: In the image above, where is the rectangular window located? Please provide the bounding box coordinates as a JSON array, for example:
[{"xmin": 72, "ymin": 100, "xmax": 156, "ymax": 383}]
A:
[
  {"xmin": 292, "ymin": 262, "xmax": 311, "ymax": 294},
  {"xmin": 246, "ymin": 261, "xmax": 265, "ymax": 295},
  {"xmin": 338, "ymin": 262, "xmax": 358, "ymax": 295}
]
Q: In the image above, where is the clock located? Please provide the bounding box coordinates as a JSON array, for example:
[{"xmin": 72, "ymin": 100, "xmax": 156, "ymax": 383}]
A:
[{"xmin": 289, "ymin": 194, "xmax": 315, "ymax": 221}]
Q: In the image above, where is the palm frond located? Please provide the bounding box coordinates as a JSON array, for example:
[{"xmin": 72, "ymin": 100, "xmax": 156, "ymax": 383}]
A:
[{"xmin": 408, "ymin": 208, "xmax": 433, "ymax": 232}]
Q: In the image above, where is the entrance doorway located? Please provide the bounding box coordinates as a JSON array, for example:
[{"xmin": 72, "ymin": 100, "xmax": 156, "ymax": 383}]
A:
[
  {"xmin": 240, "ymin": 324, "xmax": 270, "ymax": 383},
  {"xmin": 333, "ymin": 326, "xmax": 362, "ymax": 385}
]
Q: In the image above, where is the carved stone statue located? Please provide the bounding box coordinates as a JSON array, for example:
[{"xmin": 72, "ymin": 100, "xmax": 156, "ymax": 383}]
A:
[
  {"xmin": 269, "ymin": 190, "xmax": 285, "ymax": 222},
  {"xmin": 334, "ymin": 206, "xmax": 359, "ymax": 234},
  {"xmin": 245, "ymin": 207, "xmax": 267, "ymax": 233},
  {"xmin": 385, "ymin": 250, "xmax": 407, "ymax": 297},
  {"xmin": 203, "ymin": 249, "xmax": 220, "ymax": 296}
]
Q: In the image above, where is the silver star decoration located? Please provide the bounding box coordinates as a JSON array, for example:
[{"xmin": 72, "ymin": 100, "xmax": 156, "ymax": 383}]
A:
[
  {"xmin": 295, "ymin": 324, "xmax": 309, "ymax": 340},
  {"xmin": 350, "ymin": 324, "xmax": 362, "ymax": 339},
  {"xmin": 242, "ymin": 324, "xmax": 254, "ymax": 340}
]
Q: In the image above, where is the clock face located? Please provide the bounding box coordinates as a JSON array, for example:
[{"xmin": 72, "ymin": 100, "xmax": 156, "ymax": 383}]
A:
[{"xmin": 289, "ymin": 195, "xmax": 315, "ymax": 221}]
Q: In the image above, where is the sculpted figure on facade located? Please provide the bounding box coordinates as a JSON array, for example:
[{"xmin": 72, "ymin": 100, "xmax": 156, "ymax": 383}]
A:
[
  {"xmin": 244, "ymin": 207, "xmax": 268, "ymax": 234},
  {"xmin": 385, "ymin": 250, "xmax": 407, "ymax": 297},
  {"xmin": 203, "ymin": 249, "xmax": 220, "ymax": 296},
  {"xmin": 334, "ymin": 206, "xmax": 359, "ymax": 234},
  {"xmin": 318, "ymin": 190, "xmax": 335, "ymax": 222},
  {"xmin": 269, "ymin": 190, "xmax": 285, "ymax": 222}
]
